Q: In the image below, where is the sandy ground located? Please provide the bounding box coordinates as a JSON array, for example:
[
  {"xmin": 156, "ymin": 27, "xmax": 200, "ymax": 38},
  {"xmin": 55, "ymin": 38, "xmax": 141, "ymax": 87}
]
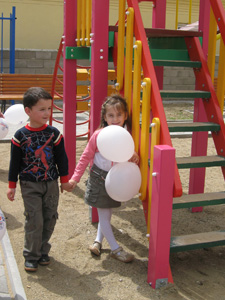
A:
[{"xmin": 1, "ymin": 124, "xmax": 225, "ymax": 299}]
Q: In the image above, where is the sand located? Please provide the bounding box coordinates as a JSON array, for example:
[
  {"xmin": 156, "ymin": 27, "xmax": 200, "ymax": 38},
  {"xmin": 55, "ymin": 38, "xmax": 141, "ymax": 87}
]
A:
[{"xmin": 1, "ymin": 132, "xmax": 225, "ymax": 300}]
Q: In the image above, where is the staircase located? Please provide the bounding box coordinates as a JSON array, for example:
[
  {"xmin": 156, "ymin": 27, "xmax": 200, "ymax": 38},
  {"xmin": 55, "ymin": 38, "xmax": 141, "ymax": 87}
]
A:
[{"xmin": 147, "ymin": 29, "xmax": 225, "ymax": 253}]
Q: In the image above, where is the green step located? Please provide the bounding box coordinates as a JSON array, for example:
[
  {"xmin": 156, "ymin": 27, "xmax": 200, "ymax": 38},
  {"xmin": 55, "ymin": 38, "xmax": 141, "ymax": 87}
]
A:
[
  {"xmin": 173, "ymin": 192, "xmax": 225, "ymax": 209},
  {"xmin": 150, "ymin": 49, "xmax": 190, "ymax": 61},
  {"xmin": 170, "ymin": 231, "xmax": 225, "ymax": 253},
  {"xmin": 176, "ymin": 155, "xmax": 225, "ymax": 169},
  {"xmin": 153, "ymin": 59, "xmax": 201, "ymax": 68},
  {"xmin": 168, "ymin": 122, "xmax": 220, "ymax": 133},
  {"xmin": 160, "ymin": 90, "xmax": 211, "ymax": 99}
]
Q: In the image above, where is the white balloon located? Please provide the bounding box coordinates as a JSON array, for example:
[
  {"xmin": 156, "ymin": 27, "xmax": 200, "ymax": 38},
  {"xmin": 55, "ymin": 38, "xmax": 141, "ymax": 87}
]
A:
[
  {"xmin": 0, "ymin": 210, "xmax": 6, "ymax": 241},
  {"xmin": 0, "ymin": 118, "xmax": 9, "ymax": 140},
  {"xmin": 97, "ymin": 125, "xmax": 134, "ymax": 162},
  {"xmin": 4, "ymin": 104, "xmax": 28, "ymax": 125},
  {"xmin": 105, "ymin": 162, "xmax": 142, "ymax": 202}
]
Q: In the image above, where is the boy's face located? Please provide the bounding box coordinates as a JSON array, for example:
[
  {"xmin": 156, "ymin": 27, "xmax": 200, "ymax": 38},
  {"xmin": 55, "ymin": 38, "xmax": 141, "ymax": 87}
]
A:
[{"xmin": 25, "ymin": 99, "xmax": 52, "ymax": 128}]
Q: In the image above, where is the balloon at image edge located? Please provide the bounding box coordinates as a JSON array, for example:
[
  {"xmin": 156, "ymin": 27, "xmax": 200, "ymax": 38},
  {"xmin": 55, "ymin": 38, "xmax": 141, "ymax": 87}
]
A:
[
  {"xmin": 105, "ymin": 162, "xmax": 142, "ymax": 202},
  {"xmin": 0, "ymin": 118, "xmax": 9, "ymax": 140},
  {"xmin": 0, "ymin": 209, "xmax": 6, "ymax": 241},
  {"xmin": 97, "ymin": 125, "xmax": 134, "ymax": 162},
  {"xmin": 4, "ymin": 104, "xmax": 28, "ymax": 125}
]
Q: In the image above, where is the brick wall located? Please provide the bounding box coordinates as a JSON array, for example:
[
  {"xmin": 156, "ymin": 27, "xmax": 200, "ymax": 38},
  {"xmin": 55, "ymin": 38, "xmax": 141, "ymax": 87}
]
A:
[
  {"xmin": 2, "ymin": 49, "xmax": 58, "ymax": 74},
  {"xmin": 1, "ymin": 49, "xmax": 219, "ymax": 90}
]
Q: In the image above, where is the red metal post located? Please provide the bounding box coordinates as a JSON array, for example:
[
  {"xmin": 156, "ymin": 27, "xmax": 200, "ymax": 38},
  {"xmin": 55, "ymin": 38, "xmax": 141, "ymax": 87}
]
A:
[
  {"xmin": 148, "ymin": 145, "xmax": 175, "ymax": 289},
  {"xmin": 188, "ymin": 1, "xmax": 210, "ymax": 212},
  {"xmin": 90, "ymin": 0, "xmax": 110, "ymax": 222},
  {"xmin": 152, "ymin": 0, "xmax": 166, "ymax": 90},
  {"xmin": 63, "ymin": 0, "xmax": 77, "ymax": 177},
  {"xmin": 90, "ymin": 0, "xmax": 109, "ymax": 134}
]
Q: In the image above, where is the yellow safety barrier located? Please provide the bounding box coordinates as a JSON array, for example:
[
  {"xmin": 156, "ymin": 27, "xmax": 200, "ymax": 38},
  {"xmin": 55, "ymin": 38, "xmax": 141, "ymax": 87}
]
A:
[
  {"xmin": 116, "ymin": 0, "xmax": 126, "ymax": 91},
  {"xmin": 81, "ymin": 0, "xmax": 86, "ymax": 46},
  {"xmin": 77, "ymin": 0, "xmax": 81, "ymax": 46},
  {"xmin": 147, "ymin": 118, "xmax": 160, "ymax": 236},
  {"xmin": 132, "ymin": 40, "xmax": 142, "ymax": 153},
  {"xmin": 86, "ymin": 0, "xmax": 92, "ymax": 46},
  {"xmin": 124, "ymin": 7, "xmax": 134, "ymax": 114},
  {"xmin": 76, "ymin": 0, "xmax": 92, "ymax": 47},
  {"xmin": 139, "ymin": 78, "xmax": 151, "ymax": 201}
]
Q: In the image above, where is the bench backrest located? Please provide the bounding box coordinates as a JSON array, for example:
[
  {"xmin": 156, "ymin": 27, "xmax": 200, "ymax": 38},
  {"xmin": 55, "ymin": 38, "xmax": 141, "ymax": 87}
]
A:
[{"xmin": 0, "ymin": 74, "xmax": 63, "ymax": 95}]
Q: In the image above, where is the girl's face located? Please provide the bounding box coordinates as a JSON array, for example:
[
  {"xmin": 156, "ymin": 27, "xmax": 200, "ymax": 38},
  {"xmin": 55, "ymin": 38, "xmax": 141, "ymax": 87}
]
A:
[
  {"xmin": 25, "ymin": 99, "xmax": 52, "ymax": 128},
  {"xmin": 104, "ymin": 105, "xmax": 127, "ymax": 127}
]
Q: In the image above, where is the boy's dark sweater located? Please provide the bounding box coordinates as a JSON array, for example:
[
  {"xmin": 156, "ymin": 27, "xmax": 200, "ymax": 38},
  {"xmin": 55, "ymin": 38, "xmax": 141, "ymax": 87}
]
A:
[{"xmin": 8, "ymin": 124, "xmax": 68, "ymax": 187}]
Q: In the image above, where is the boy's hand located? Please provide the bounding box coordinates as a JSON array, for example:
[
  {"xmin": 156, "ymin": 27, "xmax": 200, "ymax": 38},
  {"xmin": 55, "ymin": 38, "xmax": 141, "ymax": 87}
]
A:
[
  {"xmin": 7, "ymin": 188, "xmax": 16, "ymax": 201},
  {"xmin": 60, "ymin": 181, "xmax": 75, "ymax": 193},
  {"xmin": 129, "ymin": 152, "xmax": 139, "ymax": 165}
]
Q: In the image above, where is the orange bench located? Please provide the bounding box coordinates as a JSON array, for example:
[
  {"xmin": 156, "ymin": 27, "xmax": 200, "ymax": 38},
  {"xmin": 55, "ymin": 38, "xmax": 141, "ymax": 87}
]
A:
[{"xmin": 0, "ymin": 73, "xmax": 89, "ymax": 112}]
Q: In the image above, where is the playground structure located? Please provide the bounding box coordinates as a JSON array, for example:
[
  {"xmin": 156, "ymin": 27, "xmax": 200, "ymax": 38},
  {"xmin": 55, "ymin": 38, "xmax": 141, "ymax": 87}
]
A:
[
  {"xmin": 55, "ymin": 0, "xmax": 225, "ymax": 289},
  {"xmin": 0, "ymin": 6, "xmax": 16, "ymax": 112},
  {"xmin": 0, "ymin": 6, "xmax": 16, "ymax": 74}
]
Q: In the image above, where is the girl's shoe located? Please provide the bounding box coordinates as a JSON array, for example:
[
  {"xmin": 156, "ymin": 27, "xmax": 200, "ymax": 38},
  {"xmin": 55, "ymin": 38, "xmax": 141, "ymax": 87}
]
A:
[
  {"xmin": 89, "ymin": 241, "xmax": 102, "ymax": 256},
  {"xmin": 111, "ymin": 247, "xmax": 134, "ymax": 263}
]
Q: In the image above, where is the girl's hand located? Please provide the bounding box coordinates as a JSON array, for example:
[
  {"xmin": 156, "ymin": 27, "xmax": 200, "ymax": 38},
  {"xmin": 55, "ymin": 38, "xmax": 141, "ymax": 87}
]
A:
[
  {"xmin": 7, "ymin": 188, "xmax": 16, "ymax": 201},
  {"xmin": 129, "ymin": 152, "xmax": 139, "ymax": 165},
  {"xmin": 69, "ymin": 179, "xmax": 78, "ymax": 189},
  {"xmin": 61, "ymin": 182, "xmax": 74, "ymax": 193}
]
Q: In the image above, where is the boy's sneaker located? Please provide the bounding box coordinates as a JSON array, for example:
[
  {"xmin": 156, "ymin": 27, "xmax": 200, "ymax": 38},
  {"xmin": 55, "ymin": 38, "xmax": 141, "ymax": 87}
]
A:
[
  {"xmin": 38, "ymin": 254, "xmax": 50, "ymax": 265},
  {"xmin": 24, "ymin": 260, "xmax": 38, "ymax": 272},
  {"xmin": 111, "ymin": 247, "xmax": 134, "ymax": 263},
  {"xmin": 89, "ymin": 241, "xmax": 102, "ymax": 256}
]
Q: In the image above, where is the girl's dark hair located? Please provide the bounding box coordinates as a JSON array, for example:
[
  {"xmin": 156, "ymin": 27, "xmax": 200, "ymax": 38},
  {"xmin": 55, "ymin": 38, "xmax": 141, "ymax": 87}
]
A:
[
  {"xmin": 23, "ymin": 87, "xmax": 52, "ymax": 109},
  {"xmin": 99, "ymin": 94, "xmax": 131, "ymax": 129}
]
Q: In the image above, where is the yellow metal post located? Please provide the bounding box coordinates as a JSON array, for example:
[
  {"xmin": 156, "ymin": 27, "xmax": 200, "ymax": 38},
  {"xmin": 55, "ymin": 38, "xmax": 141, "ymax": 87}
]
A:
[
  {"xmin": 81, "ymin": 0, "xmax": 86, "ymax": 46},
  {"xmin": 116, "ymin": 0, "xmax": 126, "ymax": 91},
  {"xmin": 132, "ymin": 40, "xmax": 142, "ymax": 153},
  {"xmin": 207, "ymin": 8, "xmax": 217, "ymax": 80},
  {"xmin": 147, "ymin": 118, "xmax": 160, "ymax": 236},
  {"xmin": 124, "ymin": 7, "xmax": 134, "ymax": 114},
  {"xmin": 139, "ymin": 78, "xmax": 151, "ymax": 201},
  {"xmin": 217, "ymin": 39, "xmax": 225, "ymax": 113},
  {"xmin": 86, "ymin": 0, "xmax": 92, "ymax": 46},
  {"xmin": 175, "ymin": 0, "xmax": 179, "ymax": 29},
  {"xmin": 77, "ymin": 0, "xmax": 81, "ymax": 46}
]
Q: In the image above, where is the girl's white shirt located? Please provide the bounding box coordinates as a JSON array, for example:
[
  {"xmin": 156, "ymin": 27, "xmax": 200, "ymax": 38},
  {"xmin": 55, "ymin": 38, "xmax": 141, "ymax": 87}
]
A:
[{"xmin": 93, "ymin": 152, "xmax": 112, "ymax": 172}]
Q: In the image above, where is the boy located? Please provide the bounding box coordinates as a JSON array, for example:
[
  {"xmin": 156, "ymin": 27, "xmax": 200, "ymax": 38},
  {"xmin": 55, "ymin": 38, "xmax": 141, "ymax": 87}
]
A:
[{"xmin": 7, "ymin": 87, "xmax": 72, "ymax": 272}]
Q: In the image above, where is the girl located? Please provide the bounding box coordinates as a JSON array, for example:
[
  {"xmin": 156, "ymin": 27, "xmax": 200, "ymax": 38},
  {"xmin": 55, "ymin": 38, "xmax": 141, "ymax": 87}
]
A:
[{"xmin": 69, "ymin": 94, "xmax": 139, "ymax": 263}]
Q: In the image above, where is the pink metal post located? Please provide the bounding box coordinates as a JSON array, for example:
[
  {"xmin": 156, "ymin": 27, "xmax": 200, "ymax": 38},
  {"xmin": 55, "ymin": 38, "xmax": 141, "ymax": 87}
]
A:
[
  {"xmin": 90, "ymin": 0, "xmax": 109, "ymax": 133},
  {"xmin": 188, "ymin": 0, "xmax": 210, "ymax": 212},
  {"xmin": 90, "ymin": 0, "xmax": 110, "ymax": 222},
  {"xmin": 63, "ymin": 0, "xmax": 77, "ymax": 177},
  {"xmin": 152, "ymin": 0, "xmax": 166, "ymax": 89},
  {"xmin": 148, "ymin": 145, "xmax": 175, "ymax": 289}
]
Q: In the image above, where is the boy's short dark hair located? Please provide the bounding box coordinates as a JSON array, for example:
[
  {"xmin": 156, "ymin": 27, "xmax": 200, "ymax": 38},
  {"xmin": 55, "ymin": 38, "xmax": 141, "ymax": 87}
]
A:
[{"xmin": 23, "ymin": 87, "xmax": 52, "ymax": 109}]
